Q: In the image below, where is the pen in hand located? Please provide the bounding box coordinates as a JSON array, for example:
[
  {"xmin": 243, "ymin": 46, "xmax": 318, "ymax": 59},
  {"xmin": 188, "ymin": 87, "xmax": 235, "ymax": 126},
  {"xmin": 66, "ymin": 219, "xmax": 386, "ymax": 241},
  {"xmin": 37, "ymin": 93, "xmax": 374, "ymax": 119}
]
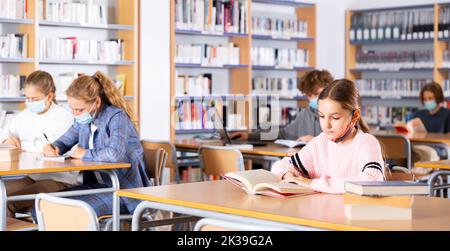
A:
[
  {"xmin": 43, "ymin": 133, "xmax": 51, "ymax": 144},
  {"xmin": 43, "ymin": 133, "xmax": 58, "ymax": 156}
]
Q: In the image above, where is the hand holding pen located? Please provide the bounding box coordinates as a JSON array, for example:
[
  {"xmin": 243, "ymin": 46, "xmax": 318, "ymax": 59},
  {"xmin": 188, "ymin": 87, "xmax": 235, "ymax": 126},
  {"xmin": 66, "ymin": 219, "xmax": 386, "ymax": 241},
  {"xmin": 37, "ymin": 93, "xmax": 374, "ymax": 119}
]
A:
[{"xmin": 43, "ymin": 133, "xmax": 60, "ymax": 157}]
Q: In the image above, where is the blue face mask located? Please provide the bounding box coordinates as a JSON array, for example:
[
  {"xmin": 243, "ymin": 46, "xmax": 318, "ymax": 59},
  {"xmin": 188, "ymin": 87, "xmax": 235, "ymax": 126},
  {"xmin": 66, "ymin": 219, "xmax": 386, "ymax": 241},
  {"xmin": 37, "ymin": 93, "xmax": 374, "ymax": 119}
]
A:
[
  {"xmin": 75, "ymin": 104, "xmax": 96, "ymax": 125},
  {"xmin": 309, "ymin": 98, "xmax": 318, "ymax": 110},
  {"xmin": 424, "ymin": 100, "xmax": 437, "ymax": 111},
  {"xmin": 26, "ymin": 99, "xmax": 47, "ymax": 114}
]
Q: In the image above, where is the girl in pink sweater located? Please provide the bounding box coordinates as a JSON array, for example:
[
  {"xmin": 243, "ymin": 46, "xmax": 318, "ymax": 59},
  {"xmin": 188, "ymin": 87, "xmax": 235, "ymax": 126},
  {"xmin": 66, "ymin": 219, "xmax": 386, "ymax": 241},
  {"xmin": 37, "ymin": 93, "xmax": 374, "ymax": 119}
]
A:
[{"xmin": 271, "ymin": 79, "xmax": 385, "ymax": 194}]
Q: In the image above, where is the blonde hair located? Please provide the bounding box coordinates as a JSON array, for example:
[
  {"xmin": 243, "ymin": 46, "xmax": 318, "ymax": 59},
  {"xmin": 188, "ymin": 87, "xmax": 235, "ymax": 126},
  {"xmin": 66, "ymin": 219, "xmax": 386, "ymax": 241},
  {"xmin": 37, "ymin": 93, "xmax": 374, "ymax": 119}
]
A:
[
  {"xmin": 25, "ymin": 70, "xmax": 57, "ymax": 103},
  {"xmin": 66, "ymin": 71, "xmax": 136, "ymax": 128}
]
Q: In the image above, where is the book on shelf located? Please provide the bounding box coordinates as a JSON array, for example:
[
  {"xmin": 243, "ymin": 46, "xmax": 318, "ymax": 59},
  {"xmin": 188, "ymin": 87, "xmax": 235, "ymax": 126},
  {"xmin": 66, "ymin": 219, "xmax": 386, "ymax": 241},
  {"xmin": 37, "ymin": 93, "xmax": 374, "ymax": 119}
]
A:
[
  {"xmin": 344, "ymin": 180, "xmax": 429, "ymax": 196},
  {"xmin": 349, "ymin": 8, "xmax": 434, "ymax": 42},
  {"xmin": 175, "ymin": 0, "xmax": 248, "ymax": 34},
  {"xmin": 361, "ymin": 106, "xmax": 419, "ymax": 128},
  {"xmin": 0, "ymin": 0, "xmax": 27, "ymax": 19},
  {"xmin": 0, "ymin": 33, "xmax": 28, "ymax": 58},
  {"xmin": 0, "ymin": 144, "xmax": 20, "ymax": 162},
  {"xmin": 39, "ymin": 0, "xmax": 108, "ymax": 24},
  {"xmin": 224, "ymin": 169, "xmax": 316, "ymax": 198},
  {"xmin": 355, "ymin": 50, "xmax": 434, "ymax": 70},
  {"xmin": 40, "ymin": 37, "xmax": 125, "ymax": 62},
  {"xmin": 252, "ymin": 16, "xmax": 308, "ymax": 38},
  {"xmin": 356, "ymin": 79, "xmax": 430, "ymax": 98},
  {"xmin": 175, "ymin": 73, "xmax": 212, "ymax": 96},
  {"xmin": 251, "ymin": 47, "xmax": 308, "ymax": 68},
  {"xmin": 175, "ymin": 43, "xmax": 240, "ymax": 66},
  {"xmin": 439, "ymin": 6, "xmax": 450, "ymax": 39},
  {"xmin": 0, "ymin": 75, "xmax": 26, "ymax": 98},
  {"xmin": 175, "ymin": 99, "xmax": 245, "ymax": 131},
  {"xmin": 252, "ymin": 77, "xmax": 300, "ymax": 97},
  {"xmin": 344, "ymin": 193, "xmax": 414, "ymax": 220},
  {"xmin": 274, "ymin": 139, "xmax": 306, "ymax": 148}
]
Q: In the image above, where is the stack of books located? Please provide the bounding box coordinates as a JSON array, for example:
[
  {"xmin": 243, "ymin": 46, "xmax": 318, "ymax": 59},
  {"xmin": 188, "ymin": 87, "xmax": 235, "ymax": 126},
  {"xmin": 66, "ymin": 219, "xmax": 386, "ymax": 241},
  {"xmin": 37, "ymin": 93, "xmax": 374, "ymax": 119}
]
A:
[
  {"xmin": 344, "ymin": 193, "xmax": 414, "ymax": 220},
  {"xmin": 344, "ymin": 181, "xmax": 429, "ymax": 220},
  {"xmin": 0, "ymin": 144, "xmax": 20, "ymax": 162}
]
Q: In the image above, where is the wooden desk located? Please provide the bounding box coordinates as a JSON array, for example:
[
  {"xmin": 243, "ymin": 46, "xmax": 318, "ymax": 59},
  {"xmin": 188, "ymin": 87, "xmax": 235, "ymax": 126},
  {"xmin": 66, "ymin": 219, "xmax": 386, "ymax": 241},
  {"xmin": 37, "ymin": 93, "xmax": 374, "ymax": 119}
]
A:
[
  {"xmin": 117, "ymin": 180, "xmax": 450, "ymax": 231},
  {"xmin": 0, "ymin": 152, "xmax": 131, "ymax": 231},
  {"xmin": 375, "ymin": 131, "xmax": 450, "ymax": 145},
  {"xmin": 415, "ymin": 160, "xmax": 450, "ymax": 170},
  {"xmin": 174, "ymin": 138, "xmax": 300, "ymax": 158}
]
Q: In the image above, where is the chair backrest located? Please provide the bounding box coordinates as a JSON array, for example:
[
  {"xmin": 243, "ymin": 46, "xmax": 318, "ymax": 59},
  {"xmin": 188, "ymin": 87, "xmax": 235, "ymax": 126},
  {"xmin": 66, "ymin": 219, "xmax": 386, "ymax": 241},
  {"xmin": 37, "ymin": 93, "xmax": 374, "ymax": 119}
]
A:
[
  {"xmin": 194, "ymin": 218, "xmax": 288, "ymax": 231},
  {"xmin": 199, "ymin": 145, "xmax": 244, "ymax": 178},
  {"xmin": 141, "ymin": 140, "xmax": 180, "ymax": 183},
  {"xmin": 375, "ymin": 134, "xmax": 412, "ymax": 170},
  {"xmin": 142, "ymin": 147, "xmax": 167, "ymax": 186},
  {"xmin": 35, "ymin": 193, "xmax": 99, "ymax": 231}
]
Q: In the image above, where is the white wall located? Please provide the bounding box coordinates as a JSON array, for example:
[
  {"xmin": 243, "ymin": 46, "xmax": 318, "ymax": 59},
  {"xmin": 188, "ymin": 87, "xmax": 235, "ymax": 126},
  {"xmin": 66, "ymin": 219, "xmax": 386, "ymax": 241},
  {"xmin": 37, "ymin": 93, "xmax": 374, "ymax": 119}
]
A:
[
  {"xmin": 315, "ymin": 0, "xmax": 356, "ymax": 78},
  {"xmin": 140, "ymin": 0, "xmax": 171, "ymax": 141}
]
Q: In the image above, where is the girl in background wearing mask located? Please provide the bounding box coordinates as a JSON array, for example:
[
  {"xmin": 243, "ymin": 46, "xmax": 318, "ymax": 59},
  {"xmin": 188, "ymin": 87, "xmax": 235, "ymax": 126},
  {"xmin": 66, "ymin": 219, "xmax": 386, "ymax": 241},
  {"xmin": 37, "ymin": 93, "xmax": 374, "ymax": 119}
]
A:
[
  {"xmin": 230, "ymin": 70, "xmax": 334, "ymax": 143},
  {"xmin": 2, "ymin": 71, "xmax": 76, "ymax": 217},
  {"xmin": 406, "ymin": 82, "xmax": 450, "ymax": 174},
  {"xmin": 271, "ymin": 79, "xmax": 384, "ymax": 194},
  {"xmin": 407, "ymin": 82, "xmax": 450, "ymax": 133},
  {"xmin": 43, "ymin": 71, "xmax": 150, "ymax": 217}
]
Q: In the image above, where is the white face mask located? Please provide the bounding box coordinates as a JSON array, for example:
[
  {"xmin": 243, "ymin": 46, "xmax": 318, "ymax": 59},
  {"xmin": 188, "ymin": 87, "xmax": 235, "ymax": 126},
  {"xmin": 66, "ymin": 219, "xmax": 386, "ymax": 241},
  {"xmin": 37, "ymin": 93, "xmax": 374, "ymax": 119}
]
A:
[
  {"xmin": 74, "ymin": 104, "xmax": 96, "ymax": 125},
  {"xmin": 26, "ymin": 98, "xmax": 48, "ymax": 114}
]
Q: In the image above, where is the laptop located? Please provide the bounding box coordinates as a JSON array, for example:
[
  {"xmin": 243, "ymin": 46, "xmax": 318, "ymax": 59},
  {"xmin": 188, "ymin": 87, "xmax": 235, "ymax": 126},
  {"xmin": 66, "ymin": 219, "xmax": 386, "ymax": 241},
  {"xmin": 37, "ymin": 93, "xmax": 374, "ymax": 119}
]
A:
[{"xmin": 212, "ymin": 109, "xmax": 267, "ymax": 147}]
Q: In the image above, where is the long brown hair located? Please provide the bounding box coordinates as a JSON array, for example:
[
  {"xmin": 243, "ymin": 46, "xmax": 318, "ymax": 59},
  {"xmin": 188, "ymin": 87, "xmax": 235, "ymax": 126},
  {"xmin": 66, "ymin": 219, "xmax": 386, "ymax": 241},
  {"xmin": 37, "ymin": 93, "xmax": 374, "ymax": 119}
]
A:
[
  {"xmin": 66, "ymin": 71, "xmax": 136, "ymax": 128},
  {"xmin": 318, "ymin": 79, "xmax": 370, "ymax": 133},
  {"xmin": 25, "ymin": 70, "xmax": 57, "ymax": 104}
]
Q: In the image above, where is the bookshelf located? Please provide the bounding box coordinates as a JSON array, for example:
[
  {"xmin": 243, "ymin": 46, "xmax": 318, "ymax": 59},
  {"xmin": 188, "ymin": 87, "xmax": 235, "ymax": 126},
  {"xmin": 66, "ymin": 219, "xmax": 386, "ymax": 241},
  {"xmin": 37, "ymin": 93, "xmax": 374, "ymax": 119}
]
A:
[
  {"xmin": 170, "ymin": 0, "xmax": 316, "ymax": 141},
  {"xmin": 0, "ymin": 0, "xmax": 139, "ymax": 125},
  {"xmin": 345, "ymin": 3, "xmax": 450, "ymax": 129}
]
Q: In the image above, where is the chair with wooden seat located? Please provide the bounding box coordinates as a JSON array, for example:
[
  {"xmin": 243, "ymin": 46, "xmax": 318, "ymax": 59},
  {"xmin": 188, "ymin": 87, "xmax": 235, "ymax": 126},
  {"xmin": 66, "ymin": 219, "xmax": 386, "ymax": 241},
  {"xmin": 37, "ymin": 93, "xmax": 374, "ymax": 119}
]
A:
[
  {"xmin": 141, "ymin": 140, "xmax": 180, "ymax": 184},
  {"xmin": 7, "ymin": 217, "xmax": 37, "ymax": 231},
  {"xmin": 143, "ymin": 148, "xmax": 167, "ymax": 186},
  {"xmin": 375, "ymin": 134, "xmax": 412, "ymax": 171},
  {"xmin": 199, "ymin": 145, "xmax": 245, "ymax": 180},
  {"xmin": 35, "ymin": 193, "xmax": 99, "ymax": 231}
]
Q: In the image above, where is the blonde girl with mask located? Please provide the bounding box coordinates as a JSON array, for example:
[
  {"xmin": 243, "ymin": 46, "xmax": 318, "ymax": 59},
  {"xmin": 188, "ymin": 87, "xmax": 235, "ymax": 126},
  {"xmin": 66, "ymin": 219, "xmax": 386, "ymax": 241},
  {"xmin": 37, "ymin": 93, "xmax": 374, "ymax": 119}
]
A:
[{"xmin": 43, "ymin": 71, "xmax": 150, "ymax": 217}]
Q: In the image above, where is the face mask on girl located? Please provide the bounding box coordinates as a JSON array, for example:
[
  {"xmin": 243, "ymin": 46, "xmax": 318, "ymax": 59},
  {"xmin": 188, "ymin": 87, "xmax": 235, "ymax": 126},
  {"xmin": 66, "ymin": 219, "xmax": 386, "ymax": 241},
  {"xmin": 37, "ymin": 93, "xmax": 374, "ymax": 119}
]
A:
[
  {"xmin": 332, "ymin": 111, "xmax": 356, "ymax": 144},
  {"xmin": 424, "ymin": 100, "xmax": 437, "ymax": 111},
  {"xmin": 309, "ymin": 98, "xmax": 318, "ymax": 110},
  {"xmin": 26, "ymin": 98, "xmax": 48, "ymax": 114},
  {"xmin": 75, "ymin": 104, "xmax": 96, "ymax": 125}
]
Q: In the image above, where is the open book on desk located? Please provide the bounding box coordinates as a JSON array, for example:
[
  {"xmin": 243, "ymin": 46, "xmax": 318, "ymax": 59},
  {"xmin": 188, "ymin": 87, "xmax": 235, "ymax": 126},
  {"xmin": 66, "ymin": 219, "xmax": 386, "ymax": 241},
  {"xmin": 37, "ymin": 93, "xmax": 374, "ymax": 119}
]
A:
[
  {"xmin": 274, "ymin": 139, "xmax": 307, "ymax": 148},
  {"xmin": 223, "ymin": 169, "xmax": 315, "ymax": 198}
]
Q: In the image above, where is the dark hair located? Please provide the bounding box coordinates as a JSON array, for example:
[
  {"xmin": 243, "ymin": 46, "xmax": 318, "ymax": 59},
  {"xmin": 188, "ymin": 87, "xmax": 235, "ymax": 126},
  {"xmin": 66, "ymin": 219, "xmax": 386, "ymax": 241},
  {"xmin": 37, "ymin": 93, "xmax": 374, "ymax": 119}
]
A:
[
  {"xmin": 318, "ymin": 79, "xmax": 370, "ymax": 133},
  {"xmin": 25, "ymin": 70, "xmax": 57, "ymax": 103},
  {"xmin": 299, "ymin": 70, "xmax": 334, "ymax": 96},
  {"xmin": 420, "ymin": 82, "xmax": 444, "ymax": 104}
]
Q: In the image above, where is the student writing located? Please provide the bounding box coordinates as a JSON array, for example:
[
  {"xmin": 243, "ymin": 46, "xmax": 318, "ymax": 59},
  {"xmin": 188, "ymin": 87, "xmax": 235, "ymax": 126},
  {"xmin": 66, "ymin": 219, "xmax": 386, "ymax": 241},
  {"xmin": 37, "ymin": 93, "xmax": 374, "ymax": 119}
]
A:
[
  {"xmin": 1, "ymin": 71, "xmax": 76, "ymax": 217},
  {"xmin": 43, "ymin": 71, "xmax": 151, "ymax": 216}
]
